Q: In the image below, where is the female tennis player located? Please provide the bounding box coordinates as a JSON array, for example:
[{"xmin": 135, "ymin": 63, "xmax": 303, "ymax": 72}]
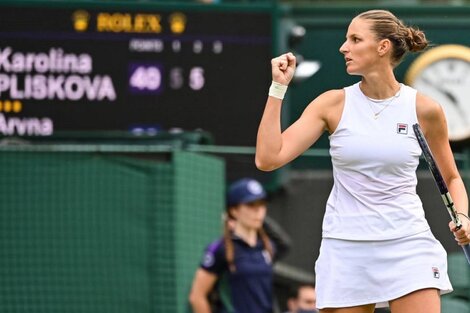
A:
[{"xmin": 256, "ymin": 9, "xmax": 470, "ymax": 313}]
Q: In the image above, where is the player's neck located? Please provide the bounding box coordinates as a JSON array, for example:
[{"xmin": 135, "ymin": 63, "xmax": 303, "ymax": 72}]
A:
[{"xmin": 360, "ymin": 69, "xmax": 399, "ymax": 99}]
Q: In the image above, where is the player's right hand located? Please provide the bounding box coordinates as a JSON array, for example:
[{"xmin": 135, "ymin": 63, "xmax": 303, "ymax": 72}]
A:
[{"xmin": 271, "ymin": 52, "xmax": 296, "ymax": 86}]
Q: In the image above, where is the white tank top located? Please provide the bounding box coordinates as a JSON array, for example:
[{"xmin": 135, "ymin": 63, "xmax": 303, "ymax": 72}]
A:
[{"xmin": 323, "ymin": 82, "xmax": 430, "ymax": 240}]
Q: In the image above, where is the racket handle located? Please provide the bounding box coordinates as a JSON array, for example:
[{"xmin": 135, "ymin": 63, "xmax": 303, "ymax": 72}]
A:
[{"xmin": 463, "ymin": 245, "xmax": 470, "ymax": 265}]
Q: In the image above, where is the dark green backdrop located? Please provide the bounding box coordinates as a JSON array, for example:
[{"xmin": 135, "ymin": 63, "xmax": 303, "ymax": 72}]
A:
[{"xmin": 0, "ymin": 150, "xmax": 224, "ymax": 313}]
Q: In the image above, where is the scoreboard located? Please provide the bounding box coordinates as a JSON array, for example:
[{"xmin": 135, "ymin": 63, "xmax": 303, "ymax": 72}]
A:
[{"xmin": 0, "ymin": 2, "xmax": 273, "ymax": 146}]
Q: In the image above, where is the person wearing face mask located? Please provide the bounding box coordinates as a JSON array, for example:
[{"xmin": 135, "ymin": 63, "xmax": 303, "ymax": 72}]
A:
[{"xmin": 256, "ymin": 9, "xmax": 469, "ymax": 313}]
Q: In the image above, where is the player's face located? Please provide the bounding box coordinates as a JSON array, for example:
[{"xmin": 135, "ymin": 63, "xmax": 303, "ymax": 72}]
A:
[
  {"xmin": 233, "ymin": 200, "xmax": 267, "ymax": 230},
  {"xmin": 339, "ymin": 18, "xmax": 382, "ymax": 75}
]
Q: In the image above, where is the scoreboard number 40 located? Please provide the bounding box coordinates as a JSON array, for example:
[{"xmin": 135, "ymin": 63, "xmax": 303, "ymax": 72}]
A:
[{"xmin": 129, "ymin": 65, "xmax": 205, "ymax": 93}]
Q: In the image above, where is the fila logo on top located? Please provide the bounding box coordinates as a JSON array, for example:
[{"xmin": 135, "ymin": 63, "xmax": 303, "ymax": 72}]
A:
[{"xmin": 397, "ymin": 123, "xmax": 408, "ymax": 135}]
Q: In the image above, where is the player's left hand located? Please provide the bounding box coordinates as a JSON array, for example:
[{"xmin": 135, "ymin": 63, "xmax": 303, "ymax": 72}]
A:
[{"xmin": 449, "ymin": 217, "xmax": 470, "ymax": 246}]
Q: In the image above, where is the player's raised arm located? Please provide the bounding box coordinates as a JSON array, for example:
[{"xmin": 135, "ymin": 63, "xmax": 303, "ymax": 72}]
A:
[{"xmin": 255, "ymin": 52, "xmax": 333, "ymax": 171}]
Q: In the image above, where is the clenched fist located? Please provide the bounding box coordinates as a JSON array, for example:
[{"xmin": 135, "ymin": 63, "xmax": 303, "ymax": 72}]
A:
[{"xmin": 271, "ymin": 52, "xmax": 296, "ymax": 86}]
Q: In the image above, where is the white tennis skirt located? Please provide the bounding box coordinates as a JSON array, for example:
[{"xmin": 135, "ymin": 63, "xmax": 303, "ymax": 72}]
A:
[{"xmin": 314, "ymin": 229, "xmax": 453, "ymax": 309}]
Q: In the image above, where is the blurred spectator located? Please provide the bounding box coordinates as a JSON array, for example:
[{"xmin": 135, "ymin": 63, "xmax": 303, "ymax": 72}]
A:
[
  {"xmin": 285, "ymin": 283, "xmax": 318, "ymax": 313},
  {"xmin": 189, "ymin": 178, "xmax": 291, "ymax": 313}
]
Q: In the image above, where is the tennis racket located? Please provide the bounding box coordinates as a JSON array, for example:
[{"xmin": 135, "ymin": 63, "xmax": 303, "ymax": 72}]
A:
[{"xmin": 413, "ymin": 123, "xmax": 470, "ymax": 265}]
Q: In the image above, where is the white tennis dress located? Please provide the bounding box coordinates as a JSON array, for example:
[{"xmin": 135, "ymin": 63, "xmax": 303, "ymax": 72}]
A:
[{"xmin": 315, "ymin": 82, "xmax": 452, "ymax": 309}]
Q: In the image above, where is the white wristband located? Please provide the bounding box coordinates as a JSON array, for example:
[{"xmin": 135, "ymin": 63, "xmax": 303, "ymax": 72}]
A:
[{"xmin": 268, "ymin": 81, "xmax": 288, "ymax": 100}]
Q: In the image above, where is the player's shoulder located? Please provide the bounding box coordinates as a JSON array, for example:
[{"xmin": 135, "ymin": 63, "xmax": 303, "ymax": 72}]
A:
[
  {"xmin": 317, "ymin": 88, "xmax": 344, "ymax": 103},
  {"xmin": 305, "ymin": 88, "xmax": 344, "ymax": 109},
  {"xmin": 415, "ymin": 91, "xmax": 445, "ymax": 122},
  {"xmin": 303, "ymin": 89, "xmax": 344, "ymax": 120}
]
